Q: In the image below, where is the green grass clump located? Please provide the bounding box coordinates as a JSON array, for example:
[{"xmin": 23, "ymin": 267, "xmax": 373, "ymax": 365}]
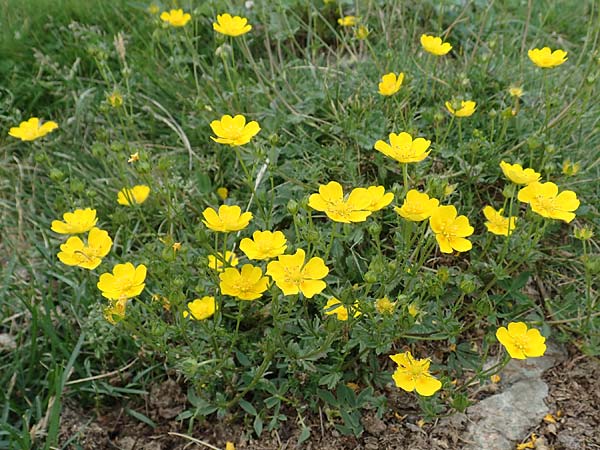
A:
[{"xmin": 1, "ymin": 0, "xmax": 599, "ymax": 447}]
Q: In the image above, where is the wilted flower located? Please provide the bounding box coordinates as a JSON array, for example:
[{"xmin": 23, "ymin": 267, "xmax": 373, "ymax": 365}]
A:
[
  {"xmin": 172, "ymin": 242, "xmax": 182, "ymax": 252},
  {"xmin": 213, "ymin": 13, "xmax": 252, "ymax": 37},
  {"xmin": 338, "ymin": 16, "xmax": 358, "ymax": 27},
  {"xmin": 107, "ymin": 92, "xmax": 123, "ymax": 107},
  {"xmin": 374, "ymin": 132, "xmax": 431, "ymax": 164},
  {"xmin": 445, "ymin": 100, "xmax": 477, "ymax": 117},
  {"xmin": 208, "ymin": 251, "xmax": 239, "ymax": 272},
  {"xmin": 9, "ymin": 117, "xmax": 58, "ymax": 141},
  {"xmin": 394, "ymin": 190, "xmax": 439, "ymax": 222},
  {"xmin": 356, "ymin": 25, "xmax": 370, "ymax": 40},
  {"xmin": 420, "ymin": 34, "xmax": 452, "ymax": 56},
  {"xmin": 128, "ymin": 152, "xmax": 139, "ymax": 163},
  {"xmin": 518, "ymin": 181, "xmax": 579, "ymax": 223},
  {"xmin": 378, "ymin": 72, "xmax": 404, "ymax": 96},
  {"xmin": 574, "ymin": 226, "xmax": 594, "ymax": 241},
  {"xmin": 219, "ymin": 264, "xmax": 270, "ymax": 300},
  {"xmin": 429, "ymin": 205, "xmax": 474, "ymax": 253},
  {"xmin": 240, "ymin": 230, "xmax": 287, "ymax": 260},
  {"xmin": 57, "ymin": 227, "xmax": 112, "ymax": 270},
  {"xmin": 509, "ymin": 85, "xmax": 524, "ymax": 98},
  {"xmin": 528, "ymin": 47, "xmax": 567, "ymax": 68},
  {"xmin": 482, "ymin": 206, "xmax": 517, "ymax": 236},
  {"xmin": 308, "ymin": 181, "xmax": 372, "ymax": 223},
  {"xmin": 266, "ymin": 249, "xmax": 329, "ymax": 298},
  {"xmin": 216, "ymin": 187, "xmax": 229, "ymax": 200},
  {"xmin": 210, "ymin": 114, "xmax": 261, "ymax": 146},
  {"xmin": 104, "ymin": 298, "xmax": 127, "ymax": 324},
  {"xmin": 160, "ymin": 9, "xmax": 192, "ymax": 27},
  {"xmin": 97, "ymin": 262, "xmax": 147, "ymax": 300},
  {"xmin": 375, "ymin": 297, "xmax": 396, "ymax": 314},
  {"xmin": 390, "ymin": 351, "xmax": 442, "ymax": 396},
  {"xmin": 183, "ymin": 296, "xmax": 217, "ymax": 320},
  {"xmin": 117, "ymin": 185, "xmax": 150, "ymax": 206},
  {"xmin": 499, "ymin": 161, "xmax": 541, "ymax": 185},
  {"xmin": 324, "ymin": 298, "xmax": 361, "ymax": 321},
  {"xmin": 202, "ymin": 205, "xmax": 253, "ymax": 232},
  {"xmin": 562, "ymin": 160, "xmax": 580, "ymax": 176},
  {"xmin": 51, "ymin": 208, "xmax": 98, "ymax": 234},
  {"xmin": 496, "ymin": 322, "xmax": 546, "ymax": 359}
]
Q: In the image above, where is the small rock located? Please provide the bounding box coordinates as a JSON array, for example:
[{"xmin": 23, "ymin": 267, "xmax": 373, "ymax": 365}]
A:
[{"xmin": 362, "ymin": 413, "xmax": 386, "ymax": 435}]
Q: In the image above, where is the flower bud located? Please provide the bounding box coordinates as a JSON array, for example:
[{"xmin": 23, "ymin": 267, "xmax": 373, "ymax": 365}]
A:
[
  {"xmin": 268, "ymin": 133, "xmax": 279, "ymax": 146},
  {"xmin": 368, "ymin": 222, "xmax": 381, "ymax": 238},
  {"xmin": 49, "ymin": 168, "xmax": 65, "ymax": 182},
  {"xmin": 287, "ymin": 199, "xmax": 299, "ymax": 215},
  {"xmin": 574, "ymin": 226, "xmax": 594, "ymax": 241},
  {"xmin": 459, "ymin": 276, "xmax": 477, "ymax": 294},
  {"xmin": 363, "ymin": 271, "xmax": 378, "ymax": 284}
]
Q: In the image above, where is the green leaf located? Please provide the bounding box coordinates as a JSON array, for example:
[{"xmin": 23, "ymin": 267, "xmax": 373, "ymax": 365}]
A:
[
  {"xmin": 126, "ymin": 408, "xmax": 157, "ymax": 428},
  {"xmin": 239, "ymin": 399, "xmax": 257, "ymax": 416}
]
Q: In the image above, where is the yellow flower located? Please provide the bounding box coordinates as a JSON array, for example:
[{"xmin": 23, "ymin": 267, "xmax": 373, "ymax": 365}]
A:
[
  {"xmin": 499, "ymin": 161, "xmax": 541, "ymax": 185},
  {"xmin": 390, "ymin": 351, "xmax": 442, "ymax": 396},
  {"xmin": 9, "ymin": 117, "xmax": 58, "ymax": 141},
  {"xmin": 183, "ymin": 296, "xmax": 217, "ymax": 320},
  {"xmin": 356, "ymin": 25, "xmax": 370, "ymax": 40},
  {"xmin": 117, "ymin": 185, "xmax": 150, "ymax": 206},
  {"xmin": 266, "ymin": 249, "xmax": 329, "ymax": 298},
  {"xmin": 97, "ymin": 262, "xmax": 147, "ymax": 300},
  {"xmin": 213, "ymin": 13, "xmax": 252, "ymax": 37},
  {"xmin": 517, "ymin": 181, "xmax": 579, "ymax": 223},
  {"xmin": 160, "ymin": 9, "xmax": 192, "ymax": 27},
  {"xmin": 216, "ymin": 187, "xmax": 229, "ymax": 200},
  {"xmin": 378, "ymin": 72, "xmax": 404, "ymax": 97},
  {"xmin": 57, "ymin": 227, "xmax": 113, "ymax": 270},
  {"xmin": 208, "ymin": 251, "xmax": 239, "ymax": 272},
  {"xmin": 429, "ymin": 205, "xmax": 474, "ymax": 254},
  {"xmin": 445, "ymin": 100, "xmax": 476, "ymax": 117},
  {"xmin": 107, "ymin": 92, "xmax": 123, "ymax": 108},
  {"xmin": 338, "ymin": 16, "xmax": 358, "ymax": 27},
  {"xmin": 308, "ymin": 181, "xmax": 372, "ymax": 223},
  {"xmin": 482, "ymin": 206, "xmax": 517, "ymax": 236},
  {"xmin": 407, "ymin": 302, "xmax": 419, "ymax": 317},
  {"xmin": 210, "ymin": 114, "xmax": 261, "ymax": 146},
  {"xmin": 509, "ymin": 85, "xmax": 523, "ymax": 98},
  {"xmin": 172, "ymin": 242, "xmax": 182, "ymax": 252},
  {"xmin": 374, "ymin": 132, "xmax": 431, "ymax": 164},
  {"xmin": 219, "ymin": 264, "xmax": 270, "ymax": 301},
  {"xmin": 490, "ymin": 374, "xmax": 501, "ymax": 383},
  {"xmin": 375, "ymin": 297, "xmax": 396, "ymax": 314},
  {"xmin": 496, "ymin": 322, "xmax": 546, "ymax": 359},
  {"xmin": 240, "ymin": 230, "xmax": 287, "ymax": 260},
  {"xmin": 51, "ymin": 208, "xmax": 98, "ymax": 234},
  {"xmin": 420, "ymin": 34, "xmax": 452, "ymax": 56},
  {"xmin": 202, "ymin": 205, "xmax": 252, "ymax": 232},
  {"xmin": 528, "ymin": 47, "xmax": 568, "ymax": 68},
  {"xmin": 394, "ymin": 190, "xmax": 439, "ymax": 222},
  {"xmin": 517, "ymin": 434, "xmax": 538, "ymax": 450},
  {"xmin": 104, "ymin": 297, "xmax": 128, "ymax": 324},
  {"xmin": 324, "ymin": 298, "xmax": 361, "ymax": 321},
  {"xmin": 562, "ymin": 160, "xmax": 580, "ymax": 176},
  {"xmin": 364, "ymin": 186, "xmax": 394, "ymax": 211},
  {"xmin": 225, "ymin": 443, "xmax": 235, "ymax": 450},
  {"xmin": 128, "ymin": 152, "xmax": 139, "ymax": 163}
]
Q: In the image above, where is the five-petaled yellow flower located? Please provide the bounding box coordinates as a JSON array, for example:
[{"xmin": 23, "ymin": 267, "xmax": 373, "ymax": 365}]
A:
[
  {"xmin": 375, "ymin": 297, "xmax": 396, "ymax": 314},
  {"xmin": 117, "ymin": 185, "xmax": 150, "ymax": 206},
  {"xmin": 324, "ymin": 298, "xmax": 361, "ymax": 321},
  {"xmin": 208, "ymin": 251, "xmax": 239, "ymax": 272},
  {"xmin": 97, "ymin": 262, "xmax": 147, "ymax": 300},
  {"xmin": 160, "ymin": 9, "xmax": 192, "ymax": 27},
  {"xmin": 374, "ymin": 132, "xmax": 431, "ymax": 164},
  {"xmin": 9, "ymin": 117, "xmax": 58, "ymax": 141},
  {"xmin": 429, "ymin": 205, "xmax": 474, "ymax": 254},
  {"xmin": 496, "ymin": 322, "xmax": 546, "ymax": 359},
  {"xmin": 183, "ymin": 296, "xmax": 217, "ymax": 320},
  {"xmin": 445, "ymin": 100, "xmax": 477, "ymax": 117},
  {"xmin": 528, "ymin": 47, "xmax": 568, "ymax": 68},
  {"xmin": 210, "ymin": 114, "xmax": 261, "ymax": 146},
  {"xmin": 267, "ymin": 249, "xmax": 329, "ymax": 298},
  {"xmin": 308, "ymin": 181, "xmax": 372, "ymax": 223},
  {"xmin": 213, "ymin": 13, "xmax": 252, "ymax": 37},
  {"xmin": 394, "ymin": 190, "xmax": 439, "ymax": 222},
  {"xmin": 202, "ymin": 205, "xmax": 253, "ymax": 232},
  {"xmin": 420, "ymin": 34, "xmax": 452, "ymax": 56},
  {"xmin": 57, "ymin": 227, "xmax": 112, "ymax": 270},
  {"xmin": 483, "ymin": 206, "xmax": 517, "ymax": 236},
  {"xmin": 518, "ymin": 181, "xmax": 579, "ymax": 223},
  {"xmin": 338, "ymin": 16, "xmax": 358, "ymax": 27},
  {"xmin": 378, "ymin": 72, "xmax": 404, "ymax": 97},
  {"xmin": 499, "ymin": 161, "xmax": 541, "ymax": 185},
  {"xmin": 390, "ymin": 351, "xmax": 442, "ymax": 396},
  {"xmin": 219, "ymin": 264, "xmax": 270, "ymax": 301},
  {"xmin": 240, "ymin": 230, "xmax": 288, "ymax": 260},
  {"xmin": 51, "ymin": 208, "xmax": 98, "ymax": 235}
]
